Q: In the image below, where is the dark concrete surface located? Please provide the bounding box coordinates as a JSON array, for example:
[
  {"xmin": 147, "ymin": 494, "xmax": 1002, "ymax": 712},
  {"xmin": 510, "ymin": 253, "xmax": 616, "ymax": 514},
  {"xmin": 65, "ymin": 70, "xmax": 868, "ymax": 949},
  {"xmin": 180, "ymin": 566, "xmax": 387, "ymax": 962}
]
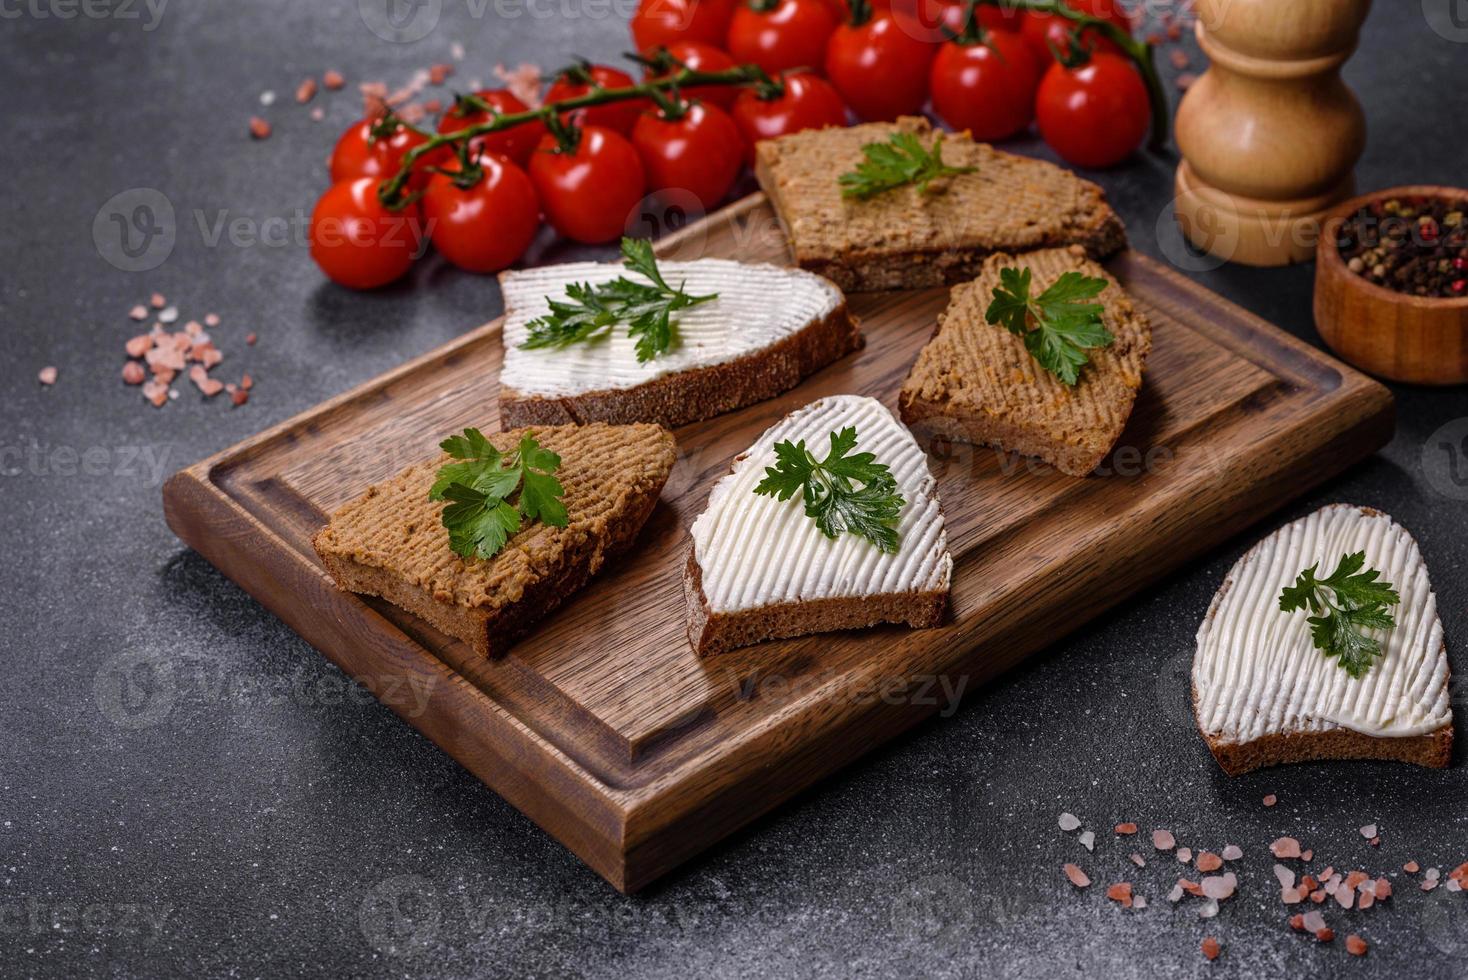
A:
[{"xmin": 3, "ymin": 2, "xmax": 1467, "ymax": 977}]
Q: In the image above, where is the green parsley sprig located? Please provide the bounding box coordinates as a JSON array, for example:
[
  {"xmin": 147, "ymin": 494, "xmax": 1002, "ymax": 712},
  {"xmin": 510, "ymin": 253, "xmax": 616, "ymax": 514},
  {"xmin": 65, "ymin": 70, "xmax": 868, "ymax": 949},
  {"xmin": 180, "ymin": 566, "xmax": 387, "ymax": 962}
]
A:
[
  {"xmin": 520, "ymin": 237, "xmax": 717, "ymax": 363},
  {"xmin": 753, "ymin": 426, "xmax": 905, "ymax": 553},
  {"xmin": 1279, "ymin": 551, "xmax": 1400, "ymax": 679},
  {"xmin": 429, "ymin": 427, "xmax": 568, "ymax": 560},
  {"xmin": 985, "ymin": 267, "xmax": 1114, "ymax": 386},
  {"xmin": 838, "ymin": 131, "xmax": 976, "ymax": 200}
]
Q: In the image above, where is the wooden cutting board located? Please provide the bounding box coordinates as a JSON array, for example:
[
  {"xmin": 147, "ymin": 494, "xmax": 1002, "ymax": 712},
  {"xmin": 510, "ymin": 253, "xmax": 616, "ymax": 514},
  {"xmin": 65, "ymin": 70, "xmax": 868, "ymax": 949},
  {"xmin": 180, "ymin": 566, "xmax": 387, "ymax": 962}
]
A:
[{"xmin": 163, "ymin": 194, "xmax": 1393, "ymax": 893}]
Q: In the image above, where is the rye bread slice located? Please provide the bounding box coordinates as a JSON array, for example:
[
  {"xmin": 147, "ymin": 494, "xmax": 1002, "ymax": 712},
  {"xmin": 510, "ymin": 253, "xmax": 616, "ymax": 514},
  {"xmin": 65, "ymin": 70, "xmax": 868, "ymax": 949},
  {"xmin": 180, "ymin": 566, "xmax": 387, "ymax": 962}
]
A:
[
  {"xmin": 754, "ymin": 116, "xmax": 1126, "ymax": 292},
  {"xmin": 898, "ymin": 246, "xmax": 1152, "ymax": 477},
  {"xmin": 685, "ymin": 394, "xmax": 951, "ymax": 656},
  {"xmin": 1192, "ymin": 504, "xmax": 1453, "ymax": 776},
  {"xmin": 498, "ymin": 260, "xmax": 862, "ymax": 429},
  {"xmin": 313, "ymin": 422, "xmax": 676, "ymax": 658}
]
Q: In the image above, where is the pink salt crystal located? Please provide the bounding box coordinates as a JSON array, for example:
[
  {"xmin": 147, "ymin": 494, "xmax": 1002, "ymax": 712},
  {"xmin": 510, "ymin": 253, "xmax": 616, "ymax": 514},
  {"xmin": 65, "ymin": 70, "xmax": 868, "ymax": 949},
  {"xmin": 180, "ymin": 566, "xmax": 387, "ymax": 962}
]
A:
[
  {"xmin": 1335, "ymin": 887, "xmax": 1354, "ymax": 910},
  {"xmin": 1449, "ymin": 879, "xmax": 1464, "ymax": 894},
  {"xmin": 129, "ymin": 304, "xmax": 148, "ymax": 320},
  {"xmin": 1358, "ymin": 891, "xmax": 1374, "ymax": 909},
  {"xmin": 1201, "ymin": 876, "xmax": 1234, "ymax": 900},
  {"xmin": 1263, "ymin": 795, "xmax": 1277, "ymax": 807},
  {"xmin": 1270, "ymin": 837, "xmax": 1302, "ymax": 859},
  {"xmin": 1153, "ymin": 830, "xmax": 1175, "ymax": 850},
  {"xmin": 1063, "ymin": 864, "xmax": 1090, "ymax": 888},
  {"xmin": 1274, "ymin": 865, "xmax": 1296, "ymax": 889},
  {"xmin": 142, "ymin": 380, "xmax": 168, "ymax": 407},
  {"xmin": 125, "ymin": 334, "xmax": 153, "ymax": 358},
  {"xmin": 199, "ymin": 378, "xmax": 224, "ymax": 398},
  {"xmin": 1423, "ymin": 879, "xmax": 1439, "ymax": 892},
  {"xmin": 150, "ymin": 292, "xmax": 166, "ymax": 309},
  {"xmin": 1221, "ymin": 845, "xmax": 1243, "ymax": 861},
  {"xmin": 1133, "ymin": 896, "xmax": 1147, "ymax": 910},
  {"xmin": 1359, "ymin": 824, "xmax": 1377, "ymax": 839},
  {"xmin": 1302, "ymin": 910, "xmax": 1327, "ymax": 934},
  {"xmin": 204, "ymin": 313, "xmax": 220, "ymax": 327},
  {"xmin": 1177, "ymin": 847, "xmax": 1192, "ymax": 864},
  {"xmin": 1301, "ymin": 849, "xmax": 1313, "ymax": 862},
  {"xmin": 1130, "ymin": 854, "xmax": 1146, "ymax": 868},
  {"xmin": 1168, "ymin": 884, "xmax": 1184, "ymax": 903},
  {"xmin": 1282, "ymin": 888, "xmax": 1303, "ymax": 904},
  {"xmin": 1375, "ymin": 878, "xmax": 1391, "ymax": 900},
  {"xmin": 37, "ymin": 366, "xmax": 57, "ymax": 385},
  {"xmin": 122, "ymin": 361, "xmax": 146, "ymax": 385}
]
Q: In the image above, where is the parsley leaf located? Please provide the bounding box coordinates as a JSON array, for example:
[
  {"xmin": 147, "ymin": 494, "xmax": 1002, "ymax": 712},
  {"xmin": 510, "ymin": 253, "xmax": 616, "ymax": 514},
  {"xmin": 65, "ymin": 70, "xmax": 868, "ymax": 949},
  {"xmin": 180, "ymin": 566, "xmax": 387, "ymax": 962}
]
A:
[
  {"xmin": 839, "ymin": 131, "xmax": 976, "ymax": 200},
  {"xmin": 985, "ymin": 267, "xmax": 1114, "ymax": 386},
  {"xmin": 520, "ymin": 237, "xmax": 717, "ymax": 363},
  {"xmin": 753, "ymin": 426, "xmax": 906, "ymax": 553},
  {"xmin": 1279, "ymin": 551, "xmax": 1401, "ymax": 679},
  {"xmin": 429, "ymin": 428, "xmax": 568, "ymax": 560}
]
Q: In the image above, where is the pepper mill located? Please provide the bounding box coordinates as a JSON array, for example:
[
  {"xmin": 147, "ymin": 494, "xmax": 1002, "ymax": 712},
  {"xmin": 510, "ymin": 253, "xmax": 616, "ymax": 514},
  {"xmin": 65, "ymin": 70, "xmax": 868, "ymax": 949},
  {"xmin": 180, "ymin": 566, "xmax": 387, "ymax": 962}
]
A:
[{"xmin": 1174, "ymin": 0, "xmax": 1373, "ymax": 266}]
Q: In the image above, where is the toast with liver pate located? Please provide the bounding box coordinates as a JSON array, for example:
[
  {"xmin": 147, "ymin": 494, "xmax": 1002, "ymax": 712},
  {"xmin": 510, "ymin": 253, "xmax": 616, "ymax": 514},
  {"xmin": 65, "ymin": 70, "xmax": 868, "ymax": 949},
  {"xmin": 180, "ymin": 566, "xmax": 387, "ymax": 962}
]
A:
[
  {"xmin": 899, "ymin": 246, "xmax": 1151, "ymax": 477},
  {"xmin": 754, "ymin": 116, "xmax": 1126, "ymax": 292},
  {"xmin": 313, "ymin": 422, "xmax": 676, "ymax": 657}
]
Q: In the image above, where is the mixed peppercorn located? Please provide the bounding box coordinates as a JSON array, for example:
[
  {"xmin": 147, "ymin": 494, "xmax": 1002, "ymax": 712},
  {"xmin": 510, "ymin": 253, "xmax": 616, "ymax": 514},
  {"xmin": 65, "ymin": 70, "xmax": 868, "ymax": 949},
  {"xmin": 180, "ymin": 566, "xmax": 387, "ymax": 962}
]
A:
[{"xmin": 1336, "ymin": 196, "xmax": 1468, "ymax": 299}]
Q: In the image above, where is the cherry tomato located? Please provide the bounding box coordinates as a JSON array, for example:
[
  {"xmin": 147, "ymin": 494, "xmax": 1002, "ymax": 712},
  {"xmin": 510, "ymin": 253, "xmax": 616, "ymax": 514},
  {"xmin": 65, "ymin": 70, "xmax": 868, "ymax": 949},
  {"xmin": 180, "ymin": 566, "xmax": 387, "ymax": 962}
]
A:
[
  {"xmin": 310, "ymin": 178, "xmax": 425, "ymax": 290},
  {"xmin": 631, "ymin": 0, "xmax": 737, "ymax": 50},
  {"xmin": 1020, "ymin": 0, "xmax": 1131, "ymax": 62},
  {"xmin": 1035, "ymin": 52, "xmax": 1150, "ymax": 168},
  {"xmin": 639, "ymin": 41, "xmax": 741, "ymax": 110},
  {"xmin": 825, "ymin": 5, "xmax": 935, "ymax": 121},
  {"xmin": 528, "ymin": 126, "xmax": 647, "ymax": 244},
  {"xmin": 544, "ymin": 63, "xmax": 647, "ymax": 135},
  {"xmin": 929, "ymin": 28, "xmax": 1041, "ymax": 141},
  {"xmin": 935, "ymin": 0, "xmax": 1026, "ymax": 37},
  {"xmin": 421, "ymin": 154, "xmax": 540, "ymax": 274},
  {"xmin": 329, "ymin": 117, "xmax": 439, "ymax": 189},
  {"xmin": 435, "ymin": 90, "xmax": 546, "ymax": 167},
  {"xmin": 726, "ymin": 0, "xmax": 837, "ymax": 76},
  {"xmin": 731, "ymin": 72, "xmax": 847, "ymax": 161},
  {"xmin": 631, "ymin": 100, "xmax": 745, "ymax": 209}
]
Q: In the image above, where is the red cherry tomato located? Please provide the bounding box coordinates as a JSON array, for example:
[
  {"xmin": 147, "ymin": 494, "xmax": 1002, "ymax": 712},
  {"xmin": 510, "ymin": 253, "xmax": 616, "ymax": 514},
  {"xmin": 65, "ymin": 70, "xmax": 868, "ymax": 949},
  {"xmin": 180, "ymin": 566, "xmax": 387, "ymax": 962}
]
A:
[
  {"xmin": 329, "ymin": 117, "xmax": 439, "ymax": 189},
  {"xmin": 421, "ymin": 154, "xmax": 540, "ymax": 274},
  {"xmin": 544, "ymin": 63, "xmax": 647, "ymax": 135},
  {"xmin": 631, "ymin": 100, "xmax": 745, "ymax": 210},
  {"xmin": 639, "ymin": 41, "xmax": 741, "ymax": 110},
  {"xmin": 631, "ymin": 0, "xmax": 737, "ymax": 50},
  {"xmin": 726, "ymin": 0, "xmax": 838, "ymax": 76},
  {"xmin": 935, "ymin": 0, "xmax": 1026, "ymax": 37},
  {"xmin": 825, "ymin": 6, "xmax": 936, "ymax": 121},
  {"xmin": 528, "ymin": 126, "xmax": 647, "ymax": 244},
  {"xmin": 731, "ymin": 72, "xmax": 847, "ymax": 161},
  {"xmin": 929, "ymin": 29, "xmax": 1041, "ymax": 141},
  {"xmin": 1035, "ymin": 52, "xmax": 1149, "ymax": 168},
  {"xmin": 435, "ymin": 90, "xmax": 546, "ymax": 167},
  {"xmin": 309, "ymin": 178, "xmax": 425, "ymax": 290},
  {"xmin": 1020, "ymin": 0, "xmax": 1131, "ymax": 62}
]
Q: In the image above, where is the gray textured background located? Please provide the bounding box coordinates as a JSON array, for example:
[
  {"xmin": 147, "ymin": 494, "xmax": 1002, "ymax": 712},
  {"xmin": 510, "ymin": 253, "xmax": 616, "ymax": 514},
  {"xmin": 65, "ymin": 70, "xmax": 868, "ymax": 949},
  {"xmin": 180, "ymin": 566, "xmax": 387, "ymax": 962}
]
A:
[{"xmin": 3, "ymin": 1, "xmax": 1467, "ymax": 977}]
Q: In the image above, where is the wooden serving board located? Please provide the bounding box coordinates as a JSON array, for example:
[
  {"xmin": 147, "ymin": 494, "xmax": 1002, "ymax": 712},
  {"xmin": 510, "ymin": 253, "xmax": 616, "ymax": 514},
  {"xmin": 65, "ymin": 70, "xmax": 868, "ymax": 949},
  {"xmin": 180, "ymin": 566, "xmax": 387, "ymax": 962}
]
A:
[{"xmin": 163, "ymin": 194, "xmax": 1393, "ymax": 893}]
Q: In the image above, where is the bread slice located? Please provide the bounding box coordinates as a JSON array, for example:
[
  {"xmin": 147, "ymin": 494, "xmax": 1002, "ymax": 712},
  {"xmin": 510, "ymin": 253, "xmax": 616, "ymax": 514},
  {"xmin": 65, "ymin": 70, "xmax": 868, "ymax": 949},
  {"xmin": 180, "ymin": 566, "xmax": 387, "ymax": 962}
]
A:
[
  {"xmin": 898, "ymin": 246, "xmax": 1151, "ymax": 477},
  {"xmin": 498, "ymin": 259, "xmax": 861, "ymax": 429},
  {"xmin": 685, "ymin": 394, "xmax": 951, "ymax": 656},
  {"xmin": 754, "ymin": 116, "xmax": 1126, "ymax": 292},
  {"xmin": 313, "ymin": 422, "xmax": 676, "ymax": 658},
  {"xmin": 1192, "ymin": 504, "xmax": 1453, "ymax": 776}
]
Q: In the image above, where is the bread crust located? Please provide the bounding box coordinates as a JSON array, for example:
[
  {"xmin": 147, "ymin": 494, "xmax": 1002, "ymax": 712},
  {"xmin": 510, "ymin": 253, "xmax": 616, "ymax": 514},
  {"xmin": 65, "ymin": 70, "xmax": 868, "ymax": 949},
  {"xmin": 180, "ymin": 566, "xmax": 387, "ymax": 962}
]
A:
[
  {"xmin": 499, "ymin": 303, "xmax": 862, "ymax": 429},
  {"xmin": 683, "ymin": 548, "xmax": 947, "ymax": 657}
]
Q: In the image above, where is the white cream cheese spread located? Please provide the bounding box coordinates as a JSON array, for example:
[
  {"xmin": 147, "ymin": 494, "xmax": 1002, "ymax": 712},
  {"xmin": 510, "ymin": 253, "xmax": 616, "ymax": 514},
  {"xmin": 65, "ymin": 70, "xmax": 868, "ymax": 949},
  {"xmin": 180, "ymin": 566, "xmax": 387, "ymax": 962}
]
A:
[
  {"xmin": 690, "ymin": 394, "xmax": 952, "ymax": 615},
  {"xmin": 1193, "ymin": 504, "xmax": 1451, "ymax": 743},
  {"xmin": 499, "ymin": 259, "xmax": 841, "ymax": 398}
]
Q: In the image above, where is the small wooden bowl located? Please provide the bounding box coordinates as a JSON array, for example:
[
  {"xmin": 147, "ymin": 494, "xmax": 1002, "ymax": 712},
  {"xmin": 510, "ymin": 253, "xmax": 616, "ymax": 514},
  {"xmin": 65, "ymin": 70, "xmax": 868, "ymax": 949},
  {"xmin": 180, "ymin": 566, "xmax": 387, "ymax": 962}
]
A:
[{"xmin": 1314, "ymin": 185, "xmax": 1468, "ymax": 385}]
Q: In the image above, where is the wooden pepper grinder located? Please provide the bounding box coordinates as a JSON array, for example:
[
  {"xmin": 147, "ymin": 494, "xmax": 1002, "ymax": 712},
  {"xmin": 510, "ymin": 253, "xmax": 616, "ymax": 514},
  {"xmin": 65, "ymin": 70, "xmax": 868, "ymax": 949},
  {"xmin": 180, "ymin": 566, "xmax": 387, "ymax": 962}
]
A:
[{"xmin": 1174, "ymin": 0, "xmax": 1372, "ymax": 266}]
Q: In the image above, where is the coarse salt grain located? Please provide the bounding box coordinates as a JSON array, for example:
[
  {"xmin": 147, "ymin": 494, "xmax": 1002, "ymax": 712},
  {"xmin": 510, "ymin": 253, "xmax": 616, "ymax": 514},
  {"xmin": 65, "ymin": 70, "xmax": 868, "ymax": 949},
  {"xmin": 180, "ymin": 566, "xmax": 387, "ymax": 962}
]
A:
[
  {"xmin": 1196, "ymin": 852, "xmax": 1222, "ymax": 872},
  {"xmin": 38, "ymin": 366, "xmax": 57, "ymax": 385},
  {"xmin": 1359, "ymin": 824, "xmax": 1377, "ymax": 839},
  {"xmin": 1198, "ymin": 898, "xmax": 1219, "ymax": 919},
  {"xmin": 1263, "ymin": 795, "xmax": 1277, "ymax": 807},
  {"xmin": 1200, "ymin": 937, "xmax": 1220, "ymax": 961},
  {"xmin": 1201, "ymin": 876, "xmax": 1234, "ymax": 900},
  {"xmin": 296, "ymin": 77, "xmax": 317, "ymax": 104},
  {"xmin": 129, "ymin": 305, "xmax": 148, "ymax": 320},
  {"xmin": 1153, "ymin": 830, "xmax": 1175, "ymax": 851},
  {"xmin": 259, "ymin": 90, "xmax": 276, "ymax": 106},
  {"xmin": 1221, "ymin": 845, "xmax": 1242, "ymax": 861},
  {"xmin": 150, "ymin": 292, "xmax": 166, "ymax": 308},
  {"xmin": 1058, "ymin": 812, "xmax": 1081, "ymax": 832},
  {"xmin": 1346, "ymin": 935, "xmax": 1368, "ymax": 956},
  {"xmin": 1063, "ymin": 864, "xmax": 1090, "ymax": 888},
  {"xmin": 1079, "ymin": 831, "xmax": 1095, "ymax": 852},
  {"xmin": 122, "ymin": 362, "xmax": 145, "ymax": 385},
  {"xmin": 1176, "ymin": 847, "xmax": 1192, "ymax": 864},
  {"xmin": 1106, "ymin": 882, "xmax": 1133, "ymax": 906},
  {"xmin": 1115, "ymin": 823, "xmax": 1138, "ymax": 835},
  {"xmin": 1302, "ymin": 910, "xmax": 1326, "ymax": 933},
  {"xmin": 250, "ymin": 117, "xmax": 272, "ymax": 139},
  {"xmin": 324, "ymin": 70, "xmax": 345, "ymax": 90},
  {"xmin": 1274, "ymin": 865, "xmax": 1296, "ymax": 889},
  {"xmin": 1270, "ymin": 838, "xmax": 1302, "ymax": 859},
  {"xmin": 1130, "ymin": 854, "xmax": 1146, "ymax": 868}
]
